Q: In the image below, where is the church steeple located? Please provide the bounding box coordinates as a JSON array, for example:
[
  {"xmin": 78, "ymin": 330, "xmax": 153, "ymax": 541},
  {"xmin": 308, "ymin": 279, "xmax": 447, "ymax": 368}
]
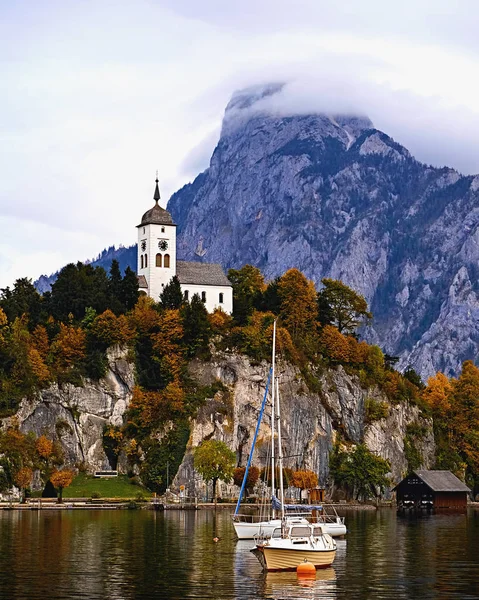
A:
[{"xmin": 154, "ymin": 174, "xmax": 161, "ymax": 203}]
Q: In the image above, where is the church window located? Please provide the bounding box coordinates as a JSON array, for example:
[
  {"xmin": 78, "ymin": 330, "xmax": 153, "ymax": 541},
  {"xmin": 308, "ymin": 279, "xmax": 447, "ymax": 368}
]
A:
[
  {"xmin": 144, "ymin": 254, "xmax": 148, "ymax": 268},
  {"xmin": 161, "ymin": 227, "xmax": 165, "ymax": 233},
  {"xmin": 156, "ymin": 253, "xmax": 162, "ymax": 267},
  {"xmin": 201, "ymin": 291, "xmax": 206, "ymax": 302},
  {"xmin": 164, "ymin": 254, "xmax": 170, "ymax": 268},
  {"xmin": 184, "ymin": 290, "xmax": 189, "ymax": 301},
  {"xmin": 143, "ymin": 227, "xmax": 145, "ymax": 234},
  {"xmin": 140, "ymin": 255, "xmax": 144, "ymax": 269},
  {"xmin": 219, "ymin": 293, "xmax": 224, "ymax": 304}
]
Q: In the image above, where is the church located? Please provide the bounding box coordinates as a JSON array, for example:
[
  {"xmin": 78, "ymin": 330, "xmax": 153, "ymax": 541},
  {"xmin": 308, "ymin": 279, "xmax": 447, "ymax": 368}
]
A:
[{"xmin": 137, "ymin": 178, "xmax": 233, "ymax": 314}]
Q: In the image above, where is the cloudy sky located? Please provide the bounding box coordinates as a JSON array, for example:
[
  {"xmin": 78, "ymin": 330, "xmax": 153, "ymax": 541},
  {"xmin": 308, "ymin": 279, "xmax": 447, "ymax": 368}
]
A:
[{"xmin": 2, "ymin": 0, "xmax": 479, "ymax": 289}]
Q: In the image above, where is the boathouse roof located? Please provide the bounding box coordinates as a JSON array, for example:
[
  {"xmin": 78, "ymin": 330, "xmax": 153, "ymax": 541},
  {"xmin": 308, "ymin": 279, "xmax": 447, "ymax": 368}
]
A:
[{"xmin": 393, "ymin": 470, "xmax": 470, "ymax": 493}]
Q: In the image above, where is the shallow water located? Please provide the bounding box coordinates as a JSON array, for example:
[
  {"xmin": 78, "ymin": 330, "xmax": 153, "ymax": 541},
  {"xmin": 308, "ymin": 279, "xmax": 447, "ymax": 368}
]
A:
[{"xmin": 0, "ymin": 508, "xmax": 478, "ymax": 599}]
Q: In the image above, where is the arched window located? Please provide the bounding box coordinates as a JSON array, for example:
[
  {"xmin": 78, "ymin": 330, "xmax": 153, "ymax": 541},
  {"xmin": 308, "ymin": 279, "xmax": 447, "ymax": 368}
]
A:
[
  {"xmin": 164, "ymin": 254, "xmax": 170, "ymax": 268},
  {"xmin": 140, "ymin": 255, "xmax": 144, "ymax": 269},
  {"xmin": 201, "ymin": 291, "xmax": 206, "ymax": 302},
  {"xmin": 184, "ymin": 290, "xmax": 189, "ymax": 301},
  {"xmin": 219, "ymin": 293, "xmax": 224, "ymax": 304},
  {"xmin": 161, "ymin": 226, "xmax": 165, "ymax": 233},
  {"xmin": 156, "ymin": 253, "xmax": 162, "ymax": 267},
  {"xmin": 144, "ymin": 254, "xmax": 148, "ymax": 268}
]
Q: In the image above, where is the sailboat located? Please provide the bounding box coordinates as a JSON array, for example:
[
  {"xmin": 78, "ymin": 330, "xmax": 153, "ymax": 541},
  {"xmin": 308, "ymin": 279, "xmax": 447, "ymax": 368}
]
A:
[
  {"xmin": 233, "ymin": 322, "xmax": 310, "ymax": 540},
  {"xmin": 233, "ymin": 322, "xmax": 345, "ymax": 540},
  {"xmin": 251, "ymin": 323, "xmax": 337, "ymax": 571}
]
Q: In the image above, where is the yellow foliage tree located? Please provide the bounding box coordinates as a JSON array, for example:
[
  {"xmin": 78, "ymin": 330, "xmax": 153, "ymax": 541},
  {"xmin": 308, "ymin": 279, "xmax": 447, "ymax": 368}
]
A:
[
  {"xmin": 209, "ymin": 308, "xmax": 233, "ymax": 333},
  {"xmin": 28, "ymin": 347, "xmax": 51, "ymax": 384},
  {"xmin": 151, "ymin": 309, "xmax": 184, "ymax": 381},
  {"xmin": 14, "ymin": 467, "xmax": 33, "ymax": 501},
  {"xmin": 36, "ymin": 435, "xmax": 54, "ymax": 459},
  {"xmin": 129, "ymin": 382, "xmax": 185, "ymax": 428},
  {"xmin": 90, "ymin": 309, "xmax": 135, "ymax": 346},
  {"xmin": 422, "ymin": 372, "xmax": 453, "ymax": 414},
  {"xmin": 127, "ymin": 295, "xmax": 160, "ymax": 334},
  {"xmin": 31, "ymin": 324, "xmax": 50, "ymax": 358},
  {"xmin": 278, "ymin": 269, "xmax": 318, "ymax": 340},
  {"xmin": 292, "ymin": 469, "xmax": 319, "ymax": 490}
]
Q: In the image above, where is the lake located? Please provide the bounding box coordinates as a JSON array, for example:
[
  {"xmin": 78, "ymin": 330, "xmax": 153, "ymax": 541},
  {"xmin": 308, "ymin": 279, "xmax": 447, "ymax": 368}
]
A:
[{"xmin": 0, "ymin": 507, "xmax": 478, "ymax": 599}]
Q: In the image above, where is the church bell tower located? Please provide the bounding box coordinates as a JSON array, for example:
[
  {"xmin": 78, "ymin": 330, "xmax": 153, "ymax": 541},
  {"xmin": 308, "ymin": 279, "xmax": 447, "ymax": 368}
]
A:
[{"xmin": 137, "ymin": 177, "xmax": 177, "ymax": 301}]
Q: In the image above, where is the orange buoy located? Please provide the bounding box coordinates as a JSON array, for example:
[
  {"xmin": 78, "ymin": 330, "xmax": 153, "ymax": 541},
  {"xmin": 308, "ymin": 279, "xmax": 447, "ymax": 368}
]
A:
[{"xmin": 296, "ymin": 560, "xmax": 316, "ymax": 578}]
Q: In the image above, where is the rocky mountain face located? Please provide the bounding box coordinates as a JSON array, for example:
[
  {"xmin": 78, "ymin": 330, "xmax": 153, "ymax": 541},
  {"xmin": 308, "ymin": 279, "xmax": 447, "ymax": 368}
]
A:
[
  {"xmin": 0, "ymin": 348, "xmax": 433, "ymax": 497},
  {"xmin": 168, "ymin": 84, "xmax": 479, "ymax": 380}
]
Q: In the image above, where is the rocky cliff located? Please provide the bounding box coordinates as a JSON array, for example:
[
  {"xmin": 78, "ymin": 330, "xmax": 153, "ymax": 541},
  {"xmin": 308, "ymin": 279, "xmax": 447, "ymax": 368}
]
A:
[
  {"xmin": 1, "ymin": 346, "xmax": 134, "ymax": 473},
  {"xmin": 1, "ymin": 348, "xmax": 433, "ymax": 496},
  {"xmin": 168, "ymin": 83, "xmax": 479, "ymax": 380},
  {"xmin": 175, "ymin": 352, "xmax": 434, "ymax": 496}
]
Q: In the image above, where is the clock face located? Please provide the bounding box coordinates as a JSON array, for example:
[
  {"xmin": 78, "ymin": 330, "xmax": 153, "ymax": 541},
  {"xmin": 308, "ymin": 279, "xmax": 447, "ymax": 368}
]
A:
[
  {"xmin": 158, "ymin": 240, "xmax": 168, "ymax": 251},
  {"xmin": 141, "ymin": 240, "xmax": 146, "ymax": 251}
]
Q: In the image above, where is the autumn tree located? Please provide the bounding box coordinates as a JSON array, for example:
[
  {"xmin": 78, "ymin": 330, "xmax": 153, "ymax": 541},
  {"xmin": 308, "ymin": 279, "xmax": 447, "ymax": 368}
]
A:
[
  {"xmin": 14, "ymin": 467, "xmax": 33, "ymax": 502},
  {"xmin": 278, "ymin": 269, "xmax": 317, "ymax": 340},
  {"xmin": 319, "ymin": 325, "xmax": 351, "ymax": 363},
  {"xmin": 193, "ymin": 439, "xmax": 236, "ymax": 505},
  {"xmin": 89, "ymin": 309, "xmax": 134, "ymax": 347},
  {"xmin": 50, "ymin": 323, "xmax": 86, "ymax": 369},
  {"xmin": 292, "ymin": 470, "xmax": 319, "ymax": 490},
  {"xmin": 50, "ymin": 469, "xmax": 75, "ymax": 503},
  {"xmin": 318, "ymin": 278, "xmax": 372, "ymax": 334},
  {"xmin": 233, "ymin": 465, "xmax": 260, "ymax": 498}
]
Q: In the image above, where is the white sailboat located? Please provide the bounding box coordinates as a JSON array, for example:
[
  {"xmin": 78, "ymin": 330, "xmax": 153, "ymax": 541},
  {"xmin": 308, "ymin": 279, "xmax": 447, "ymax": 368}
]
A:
[
  {"xmin": 251, "ymin": 326, "xmax": 337, "ymax": 571},
  {"xmin": 233, "ymin": 322, "xmax": 345, "ymax": 541},
  {"xmin": 233, "ymin": 322, "xmax": 310, "ymax": 539}
]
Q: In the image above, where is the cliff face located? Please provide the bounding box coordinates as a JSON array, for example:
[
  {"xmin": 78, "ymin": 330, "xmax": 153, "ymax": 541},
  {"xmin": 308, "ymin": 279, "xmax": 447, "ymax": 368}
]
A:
[
  {"xmin": 1, "ymin": 348, "xmax": 433, "ymax": 496},
  {"xmin": 175, "ymin": 353, "xmax": 434, "ymax": 496},
  {"xmin": 1, "ymin": 346, "xmax": 134, "ymax": 473},
  {"xmin": 168, "ymin": 84, "xmax": 479, "ymax": 380}
]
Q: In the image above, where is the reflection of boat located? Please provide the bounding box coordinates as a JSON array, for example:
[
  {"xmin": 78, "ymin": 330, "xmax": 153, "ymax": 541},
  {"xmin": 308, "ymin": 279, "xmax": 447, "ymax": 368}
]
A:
[
  {"xmin": 263, "ymin": 567, "xmax": 336, "ymax": 597},
  {"xmin": 252, "ymin": 323, "xmax": 337, "ymax": 571}
]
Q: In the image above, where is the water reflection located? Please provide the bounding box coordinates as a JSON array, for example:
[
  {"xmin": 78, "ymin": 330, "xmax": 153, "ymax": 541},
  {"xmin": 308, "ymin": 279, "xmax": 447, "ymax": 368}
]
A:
[{"xmin": 0, "ymin": 508, "xmax": 478, "ymax": 599}]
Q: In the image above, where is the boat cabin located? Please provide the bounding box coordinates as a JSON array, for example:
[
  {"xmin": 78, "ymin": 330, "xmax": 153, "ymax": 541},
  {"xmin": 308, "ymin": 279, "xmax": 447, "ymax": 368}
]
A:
[{"xmin": 393, "ymin": 470, "xmax": 470, "ymax": 510}]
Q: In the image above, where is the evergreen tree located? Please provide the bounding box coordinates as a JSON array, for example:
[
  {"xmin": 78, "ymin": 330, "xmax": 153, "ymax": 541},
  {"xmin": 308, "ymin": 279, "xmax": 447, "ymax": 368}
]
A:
[
  {"xmin": 0, "ymin": 278, "xmax": 43, "ymax": 327},
  {"xmin": 261, "ymin": 277, "xmax": 281, "ymax": 314},
  {"xmin": 108, "ymin": 259, "xmax": 124, "ymax": 314},
  {"xmin": 160, "ymin": 276, "xmax": 183, "ymax": 309},
  {"xmin": 181, "ymin": 294, "xmax": 211, "ymax": 357},
  {"xmin": 121, "ymin": 267, "xmax": 140, "ymax": 311},
  {"xmin": 228, "ymin": 265, "xmax": 265, "ymax": 325}
]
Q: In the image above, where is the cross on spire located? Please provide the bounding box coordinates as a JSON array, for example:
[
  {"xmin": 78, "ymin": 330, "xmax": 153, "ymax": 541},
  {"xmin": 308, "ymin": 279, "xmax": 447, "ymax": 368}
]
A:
[{"xmin": 154, "ymin": 171, "xmax": 161, "ymax": 203}]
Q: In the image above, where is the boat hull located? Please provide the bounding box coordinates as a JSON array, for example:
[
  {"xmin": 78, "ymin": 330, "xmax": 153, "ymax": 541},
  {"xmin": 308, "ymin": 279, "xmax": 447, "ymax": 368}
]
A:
[
  {"xmin": 234, "ymin": 519, "xmax": 346, "ymax": 539},
  {"xmin": 253, "ymin": 545, "xmax": 336, "ymax": 571}
]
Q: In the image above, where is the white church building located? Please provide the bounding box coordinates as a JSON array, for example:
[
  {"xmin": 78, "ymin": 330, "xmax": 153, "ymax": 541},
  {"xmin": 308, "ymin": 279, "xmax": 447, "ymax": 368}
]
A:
[{"xmin": 137, "ymin": 178, "xmax": 233, "ymax": 314}]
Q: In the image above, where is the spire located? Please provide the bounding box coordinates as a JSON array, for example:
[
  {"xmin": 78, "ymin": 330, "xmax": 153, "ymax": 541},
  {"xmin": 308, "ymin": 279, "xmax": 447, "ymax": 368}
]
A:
[{"xmin": 154, "ymin": 171, "xmax": 161, "ymax": 203}]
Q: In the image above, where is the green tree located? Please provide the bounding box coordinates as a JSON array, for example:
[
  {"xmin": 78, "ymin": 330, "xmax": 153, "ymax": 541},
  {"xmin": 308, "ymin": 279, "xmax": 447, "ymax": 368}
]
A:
[
  {"xmin": 329, "ymin": 443, "xmax": 390, "ymax": 501},
  {"xmin": 181, "ymin": 294, "xmax": 211, "ymax": 358},
  {"xmin": 121, "ymin": 266, "xmax": 140, "ymax": 311},
  {"xmin": 0, "ymin": 278, "xmax": 43, "ymax": 328},
  {"xmin": 160, "ymin": 276, "xmax": 183, "ymax": 309},
  {"xmin": 193, "ymin": 439, "xmax": 236, "ymax": 505},
  {"xmin": 108, "ymin": 259, "xmax": 125, "ymax": 314},
  {"xmin": 318, "ymin": 279, "xmax": 372, "ymax": 334},
  {"xmin": 228, "ymin": 265, "xmax": 265, "ymax": 325}
]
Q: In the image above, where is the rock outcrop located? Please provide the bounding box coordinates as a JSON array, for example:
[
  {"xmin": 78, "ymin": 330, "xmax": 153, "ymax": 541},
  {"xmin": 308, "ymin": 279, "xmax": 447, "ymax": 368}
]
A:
[
  {"xmin": 175, "ymin": 353, "xmax": 434, "ymax": 496},
  {"xmin": 1, "ymin": 346, "xmax": 134, "ymax": 473}
]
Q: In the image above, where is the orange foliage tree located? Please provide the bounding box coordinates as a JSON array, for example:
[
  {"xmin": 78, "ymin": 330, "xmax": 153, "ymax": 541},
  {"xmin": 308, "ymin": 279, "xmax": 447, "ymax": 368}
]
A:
[
  {"xmin": 14, "ymin": 467, "xmax": 33, "ymax": 501},
  {"xmin": 90, "ymin": 309, "xmax": 134, "ymax": 347},
  {"xmin": 50, "ymin": 469, "xmax": 75, "ymax": 502},
  {"xmin": 292, "ymin": 470, "xmax": 319, "ymax": 490},
  {"xmin": 50, "ymin": 323, "xmax": 86, "ymax": 369},
  {"xmin": 319, "ymin": 325, "xmax": 351, "ymax": 363}
]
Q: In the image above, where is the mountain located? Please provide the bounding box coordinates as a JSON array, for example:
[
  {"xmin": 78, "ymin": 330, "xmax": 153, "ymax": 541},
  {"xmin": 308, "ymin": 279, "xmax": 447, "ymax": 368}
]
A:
[
  {"xmin": 35, "ymin": 244, "xmax": 137, "ymax": 293},
  {"xmin": 168, "ymin": 83, "xmax": 479, "ymax": 380}
]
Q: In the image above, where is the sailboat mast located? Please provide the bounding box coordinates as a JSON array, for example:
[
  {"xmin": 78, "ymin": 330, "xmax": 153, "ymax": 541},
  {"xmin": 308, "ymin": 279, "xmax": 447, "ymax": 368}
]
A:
[
  {"xmin": 271, "ymin": 320, "xmax": 276, "ymax": 518},
  {"xmin": 276, "ymin": 372, "xmax": 285, "ymax": 520}
]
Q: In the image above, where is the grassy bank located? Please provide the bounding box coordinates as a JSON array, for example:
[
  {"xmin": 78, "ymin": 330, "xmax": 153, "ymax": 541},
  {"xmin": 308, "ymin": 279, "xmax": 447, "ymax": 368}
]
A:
[{"xmin": 62, "ymin": 474, "xmax": 148, "ymax": 499}]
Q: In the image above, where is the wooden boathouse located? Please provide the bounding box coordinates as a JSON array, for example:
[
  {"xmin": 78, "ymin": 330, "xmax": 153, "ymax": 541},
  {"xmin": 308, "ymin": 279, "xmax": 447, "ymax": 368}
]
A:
[{"xmin": 393, "ymin": 470, "xmax": 470, "ymax": 510}]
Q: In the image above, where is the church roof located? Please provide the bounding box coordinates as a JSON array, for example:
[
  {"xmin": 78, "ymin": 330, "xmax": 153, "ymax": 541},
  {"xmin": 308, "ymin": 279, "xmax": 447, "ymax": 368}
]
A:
[
  {"xmin": 176, "ymin": 261, "xmax": 232, "ymax": 287},
  {"xmin": 138, "ymin": 178, "xmax": 175, "ymax": 227}
]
